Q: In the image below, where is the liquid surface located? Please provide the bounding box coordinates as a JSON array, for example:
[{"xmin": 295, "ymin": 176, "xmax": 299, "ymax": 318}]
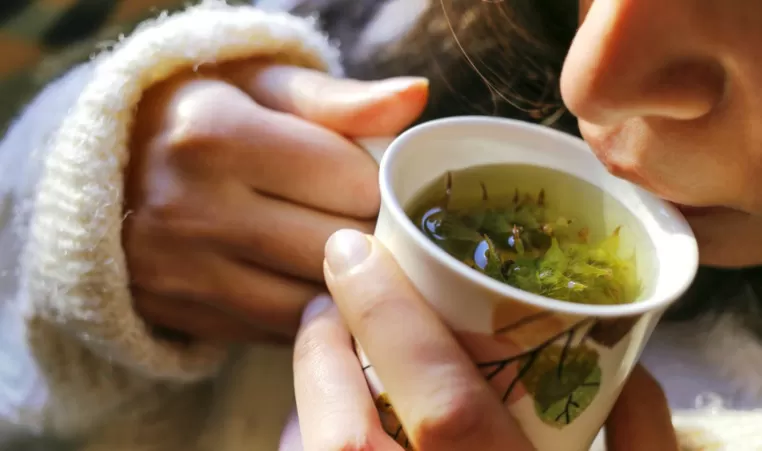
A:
[{"xmin": 406, "ymin": 164, "xmax": 655, "ymax": 305}]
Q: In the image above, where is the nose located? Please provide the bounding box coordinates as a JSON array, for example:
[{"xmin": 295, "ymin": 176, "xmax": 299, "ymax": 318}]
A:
[{"xmin": 561, "ymin": 0, "xmax": 726, "ymax": 126}]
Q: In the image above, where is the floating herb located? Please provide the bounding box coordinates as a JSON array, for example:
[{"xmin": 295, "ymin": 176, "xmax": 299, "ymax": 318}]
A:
[{"xmin": 410, "ymin": 175, "xmax": 639, "ymax": 306}]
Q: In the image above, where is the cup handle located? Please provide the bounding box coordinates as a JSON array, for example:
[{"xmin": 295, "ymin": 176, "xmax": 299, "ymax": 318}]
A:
[{"xmin": 355, "ymin": 136, "xmax": 396, "ymax": 165}]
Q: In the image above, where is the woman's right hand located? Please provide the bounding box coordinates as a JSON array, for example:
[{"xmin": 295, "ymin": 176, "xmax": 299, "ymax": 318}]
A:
[
  {"xmin": 283, "ymin": 229, "xmax": 679, "ymax": 451},
  {"xmin": 124, "ymin": 63, "xmax": 428, "ymax": 343}
]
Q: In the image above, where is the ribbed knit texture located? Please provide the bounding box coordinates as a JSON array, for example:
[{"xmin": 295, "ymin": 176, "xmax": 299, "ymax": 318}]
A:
[{"xmin": 12, "ymin": 0, "xmax": 339, "ymax": 441}]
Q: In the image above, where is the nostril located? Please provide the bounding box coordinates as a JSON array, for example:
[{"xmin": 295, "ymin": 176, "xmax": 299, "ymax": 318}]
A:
[
  {"xmin": 641, "ymin": 59, "xmax": 726, "ymax": 120},
  {"xmin": 562, "ymin": 58, "xmax": 726, "ymax": 126}
]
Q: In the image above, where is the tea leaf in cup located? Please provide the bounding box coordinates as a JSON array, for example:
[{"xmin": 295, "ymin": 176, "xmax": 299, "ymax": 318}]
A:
[{"xmin": 407, "ymin": 168, "xmax": 641, "ymax": 306}]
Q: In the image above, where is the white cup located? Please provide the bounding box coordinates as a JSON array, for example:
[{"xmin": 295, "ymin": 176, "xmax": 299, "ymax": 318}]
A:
[{"xmin": 356, "ymin": 116, "xmax": 698, "ymax": 451}]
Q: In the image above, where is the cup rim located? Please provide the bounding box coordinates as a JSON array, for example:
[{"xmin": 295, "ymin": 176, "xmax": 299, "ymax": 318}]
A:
[{"xmin": 378, "ymin": 116, "xmax": 699, "ymax": 318}]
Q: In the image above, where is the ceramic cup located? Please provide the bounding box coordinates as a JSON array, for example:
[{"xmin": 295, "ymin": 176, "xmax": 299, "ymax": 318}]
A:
[{"xmin": 355, "ymin": 116, "xmax": 698, "ymax": 451}]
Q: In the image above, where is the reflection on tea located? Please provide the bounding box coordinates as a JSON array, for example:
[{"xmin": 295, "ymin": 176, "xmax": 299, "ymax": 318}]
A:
[{"xmin": 406, "ymin": 164, "xmax": 654, "ymax": 305}]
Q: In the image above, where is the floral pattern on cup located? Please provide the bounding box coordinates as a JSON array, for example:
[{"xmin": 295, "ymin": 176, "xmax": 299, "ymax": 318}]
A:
[{"xmin": 362, "ymin": 299, "xmax": 641, "ymax": 449}]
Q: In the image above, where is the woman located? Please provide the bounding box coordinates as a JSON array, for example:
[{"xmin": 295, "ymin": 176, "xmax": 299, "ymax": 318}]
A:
[{"xmin": 0, "ymin": 0, "xmax": 758, "ymax": 450}]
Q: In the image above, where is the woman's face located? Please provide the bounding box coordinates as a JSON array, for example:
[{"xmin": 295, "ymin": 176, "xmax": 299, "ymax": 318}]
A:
[{"xmin": 561, "ymin": 0, "xmax": 762, "ymax": 267}]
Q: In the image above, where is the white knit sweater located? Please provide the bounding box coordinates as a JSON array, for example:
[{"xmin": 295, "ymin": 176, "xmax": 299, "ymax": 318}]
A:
[
  {"xmin": 0, "ymin": 1, "xmax": 760, "ymax": 450},
  {"xmin": 0, "ymin": 2, "xmax": 337, "ymax": 449}
]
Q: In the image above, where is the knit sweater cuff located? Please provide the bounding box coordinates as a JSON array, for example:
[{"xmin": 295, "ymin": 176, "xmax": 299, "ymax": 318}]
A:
[{"xmin": 21, "ymin": 0, "xmax": 341, "ymax": 382}]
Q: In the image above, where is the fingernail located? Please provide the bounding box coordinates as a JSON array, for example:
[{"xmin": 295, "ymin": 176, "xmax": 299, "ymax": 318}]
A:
[
  {"xmin": 324, "ymin": 229, "xmax": 371, "ymax": 276},
  {"xmin": 301, "ymin": 294, "xmax": 333, "ymax": 325},
  {"xmin": 370, "ymin": 77, "xmax": 429, "ymax": 95}
]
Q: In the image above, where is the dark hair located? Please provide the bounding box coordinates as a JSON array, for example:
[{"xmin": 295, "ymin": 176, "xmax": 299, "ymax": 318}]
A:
[{"xmin": 327, "ymin": 0, "xmax": 579, "ymax": 131}]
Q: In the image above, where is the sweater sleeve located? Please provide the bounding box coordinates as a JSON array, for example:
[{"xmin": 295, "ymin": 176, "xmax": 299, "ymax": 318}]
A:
[{"xmin": 0, "ymin": 0, "xmax": 341, "ymax": 436}]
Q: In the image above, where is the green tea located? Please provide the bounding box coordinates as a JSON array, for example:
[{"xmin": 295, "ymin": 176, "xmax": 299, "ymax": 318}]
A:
[{"xmin": 406, "ymin": 164, "xmax": 656, "ymax": 305}]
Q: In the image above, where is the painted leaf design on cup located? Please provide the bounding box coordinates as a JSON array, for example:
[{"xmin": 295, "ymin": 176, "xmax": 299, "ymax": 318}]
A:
[
  {"xmin": 519, "ymin": 343, "xmax": 602, "ymax": 427},
  {"xmin": 587, "ymin": 316, "xmax": 640, "ymax": 348},
  {"xmin": 458, "ymin": 331, "xmax": 527, "ymax": 405},
  {"xmin": 540, "ymin": 366, "xmax": 602, "ymax": 428},
  {"xmin": 474, "ymin": 298, "xmax": 603, "ymax": 427},
  {"xmin": 492, "ymin": 300, "xmax": 581, "ymax": 351}
]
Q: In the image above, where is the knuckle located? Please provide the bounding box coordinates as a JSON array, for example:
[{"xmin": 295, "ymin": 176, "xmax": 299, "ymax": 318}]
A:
[
  {"xmin": 411, "ymin": 386, "xmax": 490, "ymax": 447},
  {"xmin": 166, "ymin": 116, "xmax": 215, "ymax": 156},
  {"xmin": 165, "ymin": 123, "xmax": 218, "ymax": 164},
  {"xmin": 163, "ymin": 81, "xmax": 246, "ymax": 162},
  {"xmin": 142, "ymin": 192, "xmax": 191, "ymax": 223},
  {"xmin": 132, "ymin": 185, "xmax": 213, "ymax": 237},
  {"xmin": 125, "ymin": 167, "xmax": 199, "ymax": 226}
]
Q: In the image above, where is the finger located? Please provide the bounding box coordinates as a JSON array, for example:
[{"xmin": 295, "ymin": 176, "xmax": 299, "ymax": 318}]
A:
[
  {"xmin": 323, "ymin": 229, "xmax": 531, "ymax": 451},
  {"xmin": 232, "ymin": 110, "xmax": 380, "ymax": 219},
  {"xmin": 605, "ymin": 365, "xmax": 678, "ymax": 451},
  {"xmin": 224, "ymin": 108, "xmax": 382, "ymax": 218},
  {"xmin": 210, "ymin": 257, "xmax": 323, "ymax": 338},
  {"xmin": 293, "ymin": 295, "xmax": 399, "ymax": 451},
  {"xmin": 223, "ymin": 63, "xmax": 429, "ymax": 137},
  {"xmin": 214, "ymin": 186, "xmax": 374, "ymax": 282},
  {"xmin": 128, "ymin": 240, "xmax": 321, "ymax": 337},
  {"xmin": 133, "ymin": 289, "xmax": 285, "ymax": 343},
  {"xmin": 151, "ymin": 74, "xmax": 381, "ymax": 218}
]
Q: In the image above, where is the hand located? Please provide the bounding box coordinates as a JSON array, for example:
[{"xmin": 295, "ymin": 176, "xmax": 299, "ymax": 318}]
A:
[
  {"xmin": 280, "ymin": 229, "xmax": 679, "ymax": 451},
  {"xmin": 124, "ymin": 63, "xmax": 428, "ymax": 343}
]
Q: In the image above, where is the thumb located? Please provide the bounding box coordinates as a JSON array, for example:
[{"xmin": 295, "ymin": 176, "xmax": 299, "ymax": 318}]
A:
[{"xmin": 223, "ymin": 62, "xmax": 429, "ymax": 137}]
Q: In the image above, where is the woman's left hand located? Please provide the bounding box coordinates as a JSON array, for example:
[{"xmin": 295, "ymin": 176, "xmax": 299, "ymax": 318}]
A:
[{"xmin": 279, "ymin": 229, "xmax": 679, "ymax": 451}]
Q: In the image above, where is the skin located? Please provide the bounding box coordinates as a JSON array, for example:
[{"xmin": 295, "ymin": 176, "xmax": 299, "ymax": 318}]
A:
[
  {"xmin": 279, "ymin": 230, "xmax": 678, "ymax": 451},
  {"xmin": 124, "ymin": 62, "xmax": 428, "ymax": 342},
  {"xmin": 564, "ymin": 0, "xmax": 762, "ymax": 267}
]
